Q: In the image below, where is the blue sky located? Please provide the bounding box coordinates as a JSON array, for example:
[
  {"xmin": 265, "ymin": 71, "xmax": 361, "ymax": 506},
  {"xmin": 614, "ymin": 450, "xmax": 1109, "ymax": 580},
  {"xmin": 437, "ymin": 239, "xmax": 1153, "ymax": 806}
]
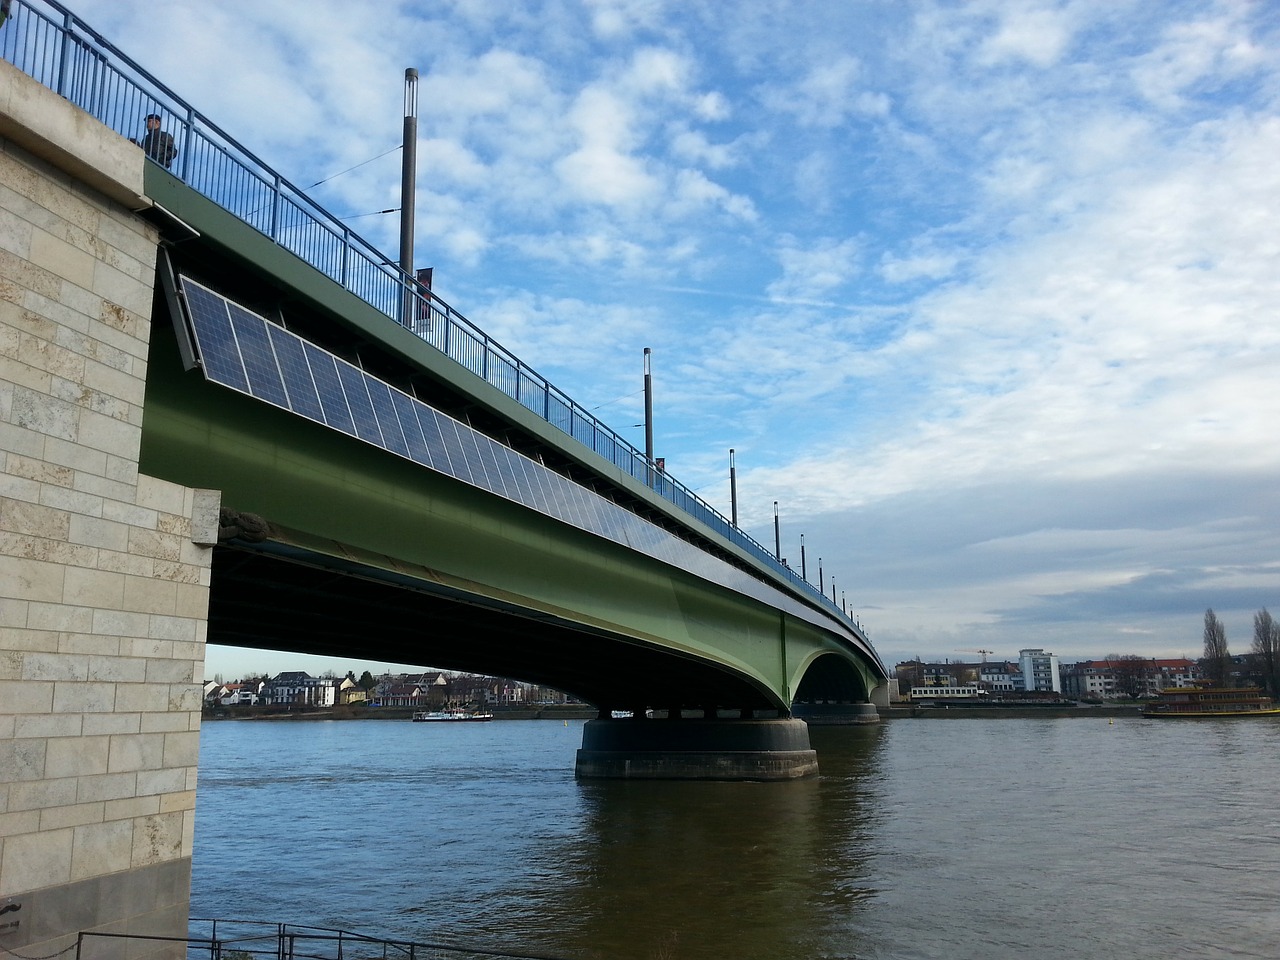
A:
[{"xmin": 75, "ymin": 0, "xmax": 1280, "ymax": 678}]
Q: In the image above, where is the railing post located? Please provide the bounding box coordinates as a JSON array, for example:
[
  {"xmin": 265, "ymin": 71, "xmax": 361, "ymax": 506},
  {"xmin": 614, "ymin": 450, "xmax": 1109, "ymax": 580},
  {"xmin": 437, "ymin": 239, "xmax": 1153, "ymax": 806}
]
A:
[
  {"xmin": 270, "ymin": 173, "xmax": 281, "ymax": 241},
  {"xmin": 57, "ymin": 12, "xmax": 75, "ymax": 98},
  {"xmin": 181, "ymin": 106, "xmax": 196, "ymax": 183},
  {"xmin": 340, "ymin": 226, "xmax": 350, "ymax": 289}
]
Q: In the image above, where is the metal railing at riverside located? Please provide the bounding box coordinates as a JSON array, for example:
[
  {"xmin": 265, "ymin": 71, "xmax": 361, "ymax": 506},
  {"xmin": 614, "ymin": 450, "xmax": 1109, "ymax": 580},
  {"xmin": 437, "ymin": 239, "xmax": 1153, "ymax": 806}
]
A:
[
  {"xmin": 72, "ymin": 920, "xmax": 575, "ymax": 960},
  {"xmin": 0, "ymin": 0, "xmax": 859, "ymax": 629}
]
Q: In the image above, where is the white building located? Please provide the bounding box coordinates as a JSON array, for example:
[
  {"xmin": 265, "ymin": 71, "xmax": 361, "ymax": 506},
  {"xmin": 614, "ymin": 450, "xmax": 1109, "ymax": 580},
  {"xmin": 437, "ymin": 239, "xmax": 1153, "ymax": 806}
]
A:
[
  {"xmin": 1019, "ymin": 648, "xmax": 1061, "ymax": 693},
  {"xmin": 262, "ymin": 671, "xmax": 337, "ymax": 706},
  {"xmin": 978, "ymin": 662, "xmax": 1019, "ymax": 692}
]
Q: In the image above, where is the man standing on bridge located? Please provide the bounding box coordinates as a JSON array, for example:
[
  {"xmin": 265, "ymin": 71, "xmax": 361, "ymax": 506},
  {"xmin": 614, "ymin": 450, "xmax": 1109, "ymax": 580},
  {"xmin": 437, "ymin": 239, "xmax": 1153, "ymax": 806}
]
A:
[{"xmin": 134, "ymin": 113, "xmax": 177, "ymax": 169}]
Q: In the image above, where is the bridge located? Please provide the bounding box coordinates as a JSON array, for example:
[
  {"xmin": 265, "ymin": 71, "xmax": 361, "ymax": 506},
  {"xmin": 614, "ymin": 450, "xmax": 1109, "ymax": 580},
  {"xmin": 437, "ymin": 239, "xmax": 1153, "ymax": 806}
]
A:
[{"xmin": 0, "ymin": 0, "xmax": 888, "ymax": 955}]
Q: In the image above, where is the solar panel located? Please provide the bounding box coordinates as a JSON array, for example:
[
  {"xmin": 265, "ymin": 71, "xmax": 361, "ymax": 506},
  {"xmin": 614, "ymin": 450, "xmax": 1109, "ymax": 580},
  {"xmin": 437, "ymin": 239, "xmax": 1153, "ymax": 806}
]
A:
[
  {"xmin": 365, "ymin": 379, "xmax": 410, "ymax": 459},
  {"xmin": 269, "ymin": 327, "xmax": 325, "ymax": 422},
  {"xmin": 304, "ymin": 344, "xmax": 357, "ymax": 437},
  {"xmin": 390, "ymin": 391, "xmax": 433, "ymax": 467},
  {"xmin": 416, "ymin": 405, "xmax": 454, "ymax": 475},
  {"xmin": 335, "ymin": 363, "xmax": 383, "ymax": 446},
  {"xmin": 227, "ymin": 303, "xmax": 289, "ymax": 408},
  {"xmin": 183, "ymin": 283, "xmax": 249, "ymax": 392}
]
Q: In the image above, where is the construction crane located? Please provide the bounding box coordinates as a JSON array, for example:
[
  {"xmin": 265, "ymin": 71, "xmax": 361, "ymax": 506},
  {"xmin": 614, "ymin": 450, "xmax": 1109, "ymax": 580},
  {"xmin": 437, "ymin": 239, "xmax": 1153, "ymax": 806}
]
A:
[{"xmin": 956, "ymin": 648, "xmax": 994, "ymax": 663}]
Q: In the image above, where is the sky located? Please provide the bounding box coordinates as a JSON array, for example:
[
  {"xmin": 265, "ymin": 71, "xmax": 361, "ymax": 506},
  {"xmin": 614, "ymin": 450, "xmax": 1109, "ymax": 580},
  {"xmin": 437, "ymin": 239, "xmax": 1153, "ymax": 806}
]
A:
[{"xmin": 69, "ymin": 0, "xmax": 1280, "ymax": 678}]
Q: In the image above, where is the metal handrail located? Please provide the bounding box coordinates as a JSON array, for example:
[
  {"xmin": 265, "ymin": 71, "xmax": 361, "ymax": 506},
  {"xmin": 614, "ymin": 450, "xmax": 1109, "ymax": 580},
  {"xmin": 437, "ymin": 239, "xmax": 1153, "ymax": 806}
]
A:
[
  {"xmin": 0, "ymin": 0, "xmax": 866, "ymax": 632},
  {"xmin": 73, "ymin": 919, "xmax": 575, "ymax": 960}
]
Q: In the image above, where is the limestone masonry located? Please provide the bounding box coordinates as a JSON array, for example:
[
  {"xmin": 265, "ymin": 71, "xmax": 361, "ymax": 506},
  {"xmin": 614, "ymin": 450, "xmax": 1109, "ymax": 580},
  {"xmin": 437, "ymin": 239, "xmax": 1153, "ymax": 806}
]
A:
[{"xmin": 1, "ymin": 58, "xmax": 215, "ymax": 957}]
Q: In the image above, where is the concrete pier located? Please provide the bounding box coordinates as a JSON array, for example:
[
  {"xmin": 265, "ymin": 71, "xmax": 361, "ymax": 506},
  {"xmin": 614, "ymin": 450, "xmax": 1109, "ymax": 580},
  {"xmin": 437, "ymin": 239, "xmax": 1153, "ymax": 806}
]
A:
[
  {"xmin": 792, "ymin": 702, "xmax": 881, "ymax": 725},
  {"xmin": 576, "ymin": 718, "xmax": 820, "ymax": 780},
  {"xmin": 1, "ymin": 59, "xmax": 214, "ymax": 958}
]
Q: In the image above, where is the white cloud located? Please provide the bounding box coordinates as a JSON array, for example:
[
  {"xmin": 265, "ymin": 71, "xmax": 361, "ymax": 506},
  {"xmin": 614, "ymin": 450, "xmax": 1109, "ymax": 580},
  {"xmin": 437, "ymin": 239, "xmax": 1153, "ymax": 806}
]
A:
[
  {"xmin": 1131, "ymin": 6, "xmax": 1269, "ymax": 109},
  {"xmin": 760, "ymin": 56, "xmax": 890, "ymax": 129},
  {"xmin": 976, "ymin": 4, "xmax": 1076, "ymax": 69},
  {"xmin": 879, "ymin": 250, "xmax": 960, "ymax": 284},
  {"xmin": 585, "ymin": 0, "xmax": 669, "ymax": 40},
  {"xmin": 766, "ymin": 236, "xmax": 862, "ymax": 302}
]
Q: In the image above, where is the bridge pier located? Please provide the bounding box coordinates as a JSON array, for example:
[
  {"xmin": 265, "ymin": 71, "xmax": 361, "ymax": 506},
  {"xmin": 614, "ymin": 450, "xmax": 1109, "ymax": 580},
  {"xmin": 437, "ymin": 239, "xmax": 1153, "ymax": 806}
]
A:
[
  {"xmin": 575, "ymin": 717, "xmax": 819, "ymax": 780},
  {"xmin": 792, "ymin": 702, "xmax": 882, "ymax": 725},
  {"xmin": 1, "ymin": 60, "xmax": 211, "ymax": 960}
]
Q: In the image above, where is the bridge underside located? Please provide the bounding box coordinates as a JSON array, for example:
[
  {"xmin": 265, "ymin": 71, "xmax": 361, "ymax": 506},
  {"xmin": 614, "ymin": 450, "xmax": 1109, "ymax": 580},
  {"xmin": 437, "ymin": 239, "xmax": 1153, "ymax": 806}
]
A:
[{"xmin": 208, "ymin": 538, "xmax": 773, "ymax": 712}]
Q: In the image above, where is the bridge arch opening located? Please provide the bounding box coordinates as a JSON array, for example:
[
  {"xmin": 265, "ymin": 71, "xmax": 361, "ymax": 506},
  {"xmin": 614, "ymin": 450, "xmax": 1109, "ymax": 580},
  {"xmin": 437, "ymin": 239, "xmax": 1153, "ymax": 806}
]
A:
[{"xmin": 794, "ymin": 653, "xmax": 873, "ymax": 705}]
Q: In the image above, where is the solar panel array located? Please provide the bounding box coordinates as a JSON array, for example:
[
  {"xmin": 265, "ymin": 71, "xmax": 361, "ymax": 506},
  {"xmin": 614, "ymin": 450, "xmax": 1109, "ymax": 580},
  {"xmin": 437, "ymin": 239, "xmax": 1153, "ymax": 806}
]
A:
[{"xmin": 178, "ymin": 276, "xmax": 876, "ymax": 655}]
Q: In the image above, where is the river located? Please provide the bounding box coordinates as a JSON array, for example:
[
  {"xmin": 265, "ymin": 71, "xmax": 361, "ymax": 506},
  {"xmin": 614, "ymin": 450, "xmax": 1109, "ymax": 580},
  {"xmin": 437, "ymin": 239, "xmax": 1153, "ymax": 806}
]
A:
[{"xmin": 192, "ymin": 716, "xmax": 1280, "ymax": 960}]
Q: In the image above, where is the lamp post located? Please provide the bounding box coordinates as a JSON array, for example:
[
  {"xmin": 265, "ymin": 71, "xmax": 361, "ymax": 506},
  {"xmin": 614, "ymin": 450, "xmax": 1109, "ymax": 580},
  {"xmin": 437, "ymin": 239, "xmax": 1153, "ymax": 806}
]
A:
[
  {"xmin": 800, "ymin": 534, "xmax": 807, "ymax": 582},
  {"xmin": 643, "ymin": 347, "xmax": 654, "ymax": 487},
  {"xmin": 399, "ymin": 67, "xmax": 418, "ymax": 327},
  {"xmin": 773, "ymin": 501, "xmax": 780, "ymax": 560},
  {"xmin": 729, "ymin": 449, "xmax": 738, "ymax": 528}
]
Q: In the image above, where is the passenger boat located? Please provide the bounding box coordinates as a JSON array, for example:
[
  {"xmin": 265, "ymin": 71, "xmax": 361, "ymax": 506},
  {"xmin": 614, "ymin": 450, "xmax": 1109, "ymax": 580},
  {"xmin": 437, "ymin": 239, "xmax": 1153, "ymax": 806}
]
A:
[
  {"xmin": 1142, "ymin": 686, "xmax": 1280, "ymax": 718},
  {"xmin": 411, "ymin": 710, "xmax": 494, "ymax": 722}
]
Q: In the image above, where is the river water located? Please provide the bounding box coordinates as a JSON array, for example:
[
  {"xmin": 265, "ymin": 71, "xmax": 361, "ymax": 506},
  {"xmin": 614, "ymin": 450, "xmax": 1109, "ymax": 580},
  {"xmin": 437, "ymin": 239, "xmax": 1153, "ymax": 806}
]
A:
[{"xmin": 192, "ymin": 717, "xmax": 1280, "ymax": 960}]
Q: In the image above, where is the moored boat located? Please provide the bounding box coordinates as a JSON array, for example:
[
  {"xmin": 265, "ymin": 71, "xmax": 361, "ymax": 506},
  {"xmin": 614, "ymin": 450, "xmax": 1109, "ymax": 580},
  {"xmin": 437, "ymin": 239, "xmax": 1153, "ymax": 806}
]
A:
[
  {"xmin": 411, "ymin": 710, "xmax": 494, "ymax": 722},
  {"xmin": 1142, "ymin": 686, "xmax": 1280, "ymax": 718}
]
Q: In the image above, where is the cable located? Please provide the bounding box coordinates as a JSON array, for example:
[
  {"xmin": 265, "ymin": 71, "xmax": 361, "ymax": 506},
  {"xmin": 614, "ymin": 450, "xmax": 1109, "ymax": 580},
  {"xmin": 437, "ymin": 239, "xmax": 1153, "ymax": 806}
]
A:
[
  {"xmin": 308, "ymin": 146, "xmax": 401, "ymax": 188},
  {"xmin": 337, "ymin": 208, "xmax": 399, "ymax": 222},
  {"xmin": 590, "ymin": 387, "xmax": 644, "ymax": 412}
]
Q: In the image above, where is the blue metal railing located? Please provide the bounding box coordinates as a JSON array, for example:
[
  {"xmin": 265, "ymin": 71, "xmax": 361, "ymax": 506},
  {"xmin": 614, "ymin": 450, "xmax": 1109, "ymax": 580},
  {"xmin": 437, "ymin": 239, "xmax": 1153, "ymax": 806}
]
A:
[
  {"xmin": 72, "ymin": 918, "xmax": 576, "ymax": 960},
  {"xmin": 1, "ymin": 0, "xmax": 865, "ymax": 632}
]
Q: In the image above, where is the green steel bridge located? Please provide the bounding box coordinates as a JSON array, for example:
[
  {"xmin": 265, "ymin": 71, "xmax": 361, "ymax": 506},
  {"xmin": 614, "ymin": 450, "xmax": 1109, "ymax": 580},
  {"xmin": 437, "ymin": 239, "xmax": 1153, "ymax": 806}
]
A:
[{"xmin": 3, "ymin": 0, "xmax": 889, "ymax": 775}]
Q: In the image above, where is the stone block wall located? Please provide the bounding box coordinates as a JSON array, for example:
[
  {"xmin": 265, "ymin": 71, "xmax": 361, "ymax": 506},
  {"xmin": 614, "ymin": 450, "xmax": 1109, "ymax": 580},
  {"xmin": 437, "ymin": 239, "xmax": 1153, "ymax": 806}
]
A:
[{"xmin": 1, "ymin": 61, "xmax": 217, "ymax": 958}]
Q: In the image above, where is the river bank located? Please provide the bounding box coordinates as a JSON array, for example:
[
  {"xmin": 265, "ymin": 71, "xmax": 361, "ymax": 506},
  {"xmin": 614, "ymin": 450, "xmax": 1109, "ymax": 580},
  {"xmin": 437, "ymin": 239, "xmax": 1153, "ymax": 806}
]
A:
[
  {"xmin": 205, "ymin": 703, "xmax": 1145, "ymax": 722},
  {"xmin": 884, "ymin": 703, "xmax": 1144, "ymax": 719},
  {"xmin": 201, "ymin": 704, "xmax": 599, "ymax": 721}
]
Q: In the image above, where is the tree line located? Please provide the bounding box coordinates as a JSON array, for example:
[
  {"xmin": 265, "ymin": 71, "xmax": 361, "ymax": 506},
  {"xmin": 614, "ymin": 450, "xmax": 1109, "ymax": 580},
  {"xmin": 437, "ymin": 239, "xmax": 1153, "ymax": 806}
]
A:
[{"xmin": 1203, "ymin": 607, "xmax": 1280, "ymax": 694}]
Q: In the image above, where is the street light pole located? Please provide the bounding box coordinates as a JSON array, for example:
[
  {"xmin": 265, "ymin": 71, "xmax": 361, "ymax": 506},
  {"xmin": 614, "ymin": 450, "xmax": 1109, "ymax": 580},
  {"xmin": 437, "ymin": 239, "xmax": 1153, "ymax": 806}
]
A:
[
  {"xmin": 643, "ymin": 347, "xmax": 654, "ymax": 487},
  {"xmin": 729, "ymin": 449, "xmax": 738, "ymax": 528},
  {"xmin": 800, "ymin": 534, "xmax": 807, "ymax": 582},
  {"xmin": 399, "ymin": 67, "xmax": 418, "ymax": 327},
  {"xmin": 773, "ymin": 501, "xmax": 780, "ymax": 560}
]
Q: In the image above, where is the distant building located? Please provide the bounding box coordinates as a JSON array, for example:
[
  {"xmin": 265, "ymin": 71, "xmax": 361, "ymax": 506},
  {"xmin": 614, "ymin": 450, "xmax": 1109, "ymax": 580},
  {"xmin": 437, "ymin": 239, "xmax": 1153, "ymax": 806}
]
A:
[
  {"xmin": 262, "ymin": 671, "xmax": 336, "ymax": 706},
  {"xmin": 1018, "ymin": 648, "xmax": 1061, "ymax": 693},
  {"xmin": 338, "ymin": 677, "xmax": 367, "ymax": 704},
  {"xmin": 1062, "ymin": 657, "xmax": 1200, "ymax": 699},
  {"xmin": 978, "ymin": 661, "xmax": 1019, "ymax": 692},
  {"xmin": 894, "ymin": 659, "xmax": 1022, "ymax": 698}
]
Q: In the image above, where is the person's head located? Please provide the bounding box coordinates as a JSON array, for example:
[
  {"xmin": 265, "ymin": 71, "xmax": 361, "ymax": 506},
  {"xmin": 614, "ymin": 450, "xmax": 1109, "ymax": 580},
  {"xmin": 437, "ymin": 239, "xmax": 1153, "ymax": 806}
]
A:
[{"xmin": 145, "ymin": 113, "xmax": 161, "ymax": 128}]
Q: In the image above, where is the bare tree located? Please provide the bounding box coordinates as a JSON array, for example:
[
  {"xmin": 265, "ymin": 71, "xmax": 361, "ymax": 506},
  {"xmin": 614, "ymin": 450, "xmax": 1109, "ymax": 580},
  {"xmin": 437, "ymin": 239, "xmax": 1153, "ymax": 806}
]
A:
[
  {"xmin": 1252, "ymin": 608, "xmax": 1280, "ymax": 695},
  {"xmin": 1106, "ymin": 654, "xmax": 1151, "ymax": 699},
  {"xmin": 1203, "ymin": 608, "xmax": 1230, "ymax": 685}
]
